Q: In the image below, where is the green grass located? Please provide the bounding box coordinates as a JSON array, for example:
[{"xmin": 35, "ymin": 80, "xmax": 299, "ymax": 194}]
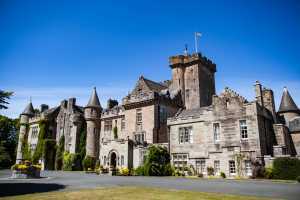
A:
[{"xmin": 0, "ymin": 186, "xmax": 274, "ymax": 200}]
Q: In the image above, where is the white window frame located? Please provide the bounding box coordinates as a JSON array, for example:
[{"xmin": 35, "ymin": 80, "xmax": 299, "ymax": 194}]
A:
[
  {"xmin": 229, "ymin": 160, "xmax": 236, "ymax": 176},
  {"xmin": 214, "ymin": 160, "xmax": 220, "ymax": 175},
  {"xmin": 239, "ymin": 120, "xmax": 248, "ymax": 140},
  {"xmin": 179, "ymin": 127, "xmax": 193, "ymax": 144},
  {"xmin": 196, "ymin": 159, "xmax": 206, "ymax": 174},
  {"xmin": 173, "ymin": 154, "xmax": 188, "ymax": 170},
  {"xmin": 245, "ymin": 160, "xmax": 252, "ymax": 176}
]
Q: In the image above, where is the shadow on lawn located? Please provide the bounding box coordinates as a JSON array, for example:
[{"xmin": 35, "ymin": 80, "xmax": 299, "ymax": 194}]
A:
[{"xmin": 0, "ymin": 183, "xmax": 65, "ymax": 197}]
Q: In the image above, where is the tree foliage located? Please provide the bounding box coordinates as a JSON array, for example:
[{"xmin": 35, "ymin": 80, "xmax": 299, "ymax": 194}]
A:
[
  {"xmin": 0, "ymin": 115, "xmax": 19, "ymax": 168},
  {"xmin": 55, "ymin": 135, "xmax": 65, "ymax": 170},
  {"xmin": 0, "ymin": 90, "xmax": 13, "ymax": 109},
  {"xmin": 143, "ymin": 145, "xmax": 172, "ymax": 176},
  {"xmin": 32, "ymin": 120, "xmax": 49, "ymax": 164}
]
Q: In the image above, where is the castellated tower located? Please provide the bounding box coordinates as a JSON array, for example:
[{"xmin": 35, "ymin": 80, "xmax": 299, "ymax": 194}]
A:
[
  {"xmin": 84, "ymin": 87, "xmax": 102, "ymax": 158},
  {"xmin": 169, "ymin": 53, "xmax": 216, "ymax": 109},
  {"xmin": 16, "ymin": 101, "xmax": 34, "ymax": 164}
]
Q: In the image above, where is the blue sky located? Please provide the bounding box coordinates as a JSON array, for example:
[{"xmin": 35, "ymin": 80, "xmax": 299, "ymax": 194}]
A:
[{"xmin": 0, "ymin": 0, "xmax": 299, "ymax": 118}]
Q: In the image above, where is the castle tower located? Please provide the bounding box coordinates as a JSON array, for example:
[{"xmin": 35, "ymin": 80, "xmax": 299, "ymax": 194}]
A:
[
  {"xmin": 169, "ymin": 53, "xmax": 216, "ymax": 109},
  {"xmin": 278, "ymin": 87, "xmax": 300, "ymax": 124},
  {"xmin": 16, "ymin": 101, "xmax": 34, "ymax": 163},
  {"xmin": 84, "ymin": 87, "xmax": 102, "ymax": 158}
]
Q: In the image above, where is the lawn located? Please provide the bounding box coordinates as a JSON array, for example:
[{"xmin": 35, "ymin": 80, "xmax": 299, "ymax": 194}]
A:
[{"xmin": 0, "ymin": 186, "xmax": 272, "ymax": 200}]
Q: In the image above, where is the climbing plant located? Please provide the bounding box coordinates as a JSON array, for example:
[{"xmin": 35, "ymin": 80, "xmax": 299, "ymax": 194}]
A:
[
  {"xmin": 55, "ymin": 135, "xmax": 65, "ymax": 170},
  {"xmin": 32, "ymin": 120, "xmax": 49, "ymax": 164},
  {"xmin": 234, "ymin": 153, "xmax": 246, "ymax": 177}
]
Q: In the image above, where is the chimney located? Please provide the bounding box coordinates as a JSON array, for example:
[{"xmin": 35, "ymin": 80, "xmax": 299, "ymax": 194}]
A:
[
  {"xmin": 254, "ymin": 81, "xmax": 263, "ymax": 107},
  {"xmin": 40, "ymin": 104, "xmax": 49, "ymax": 112},
  {"xmin": 68, "ymin": 98, "xmax": 76, "ymax": 109}
]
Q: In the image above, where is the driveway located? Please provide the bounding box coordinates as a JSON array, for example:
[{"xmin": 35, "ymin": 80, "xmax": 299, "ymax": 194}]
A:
[{"xmin": 0, "ymin": 170, "xmax": 299, "ymax": 200}]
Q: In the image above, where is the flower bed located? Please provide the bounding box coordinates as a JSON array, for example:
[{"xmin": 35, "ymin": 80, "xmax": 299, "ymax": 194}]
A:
[{"xmin": 11, "ymin": 161, "xmax": 41, "ymax": 179}]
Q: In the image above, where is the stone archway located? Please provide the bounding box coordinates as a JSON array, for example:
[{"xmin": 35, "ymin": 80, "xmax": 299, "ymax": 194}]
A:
[{"xmin": 110, "ymin": 152, "xmax": 117, "ymax": 169}]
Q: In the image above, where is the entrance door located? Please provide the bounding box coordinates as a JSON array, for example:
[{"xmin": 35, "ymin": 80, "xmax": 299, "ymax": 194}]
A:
[{"xmin": 110, "ymin": 152, "xmax": 117, "ymax": 169}]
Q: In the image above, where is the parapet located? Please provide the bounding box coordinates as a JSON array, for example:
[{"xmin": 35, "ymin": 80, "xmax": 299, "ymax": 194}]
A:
[{"xmin": 169, "ymin": 53, "xmax": 216, "ymax": 72}]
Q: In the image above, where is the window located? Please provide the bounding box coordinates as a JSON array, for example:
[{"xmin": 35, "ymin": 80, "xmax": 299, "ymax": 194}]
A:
[
  {"xmin": 31, "ymin": 126, "xmax": 39, "ymax": 139},
  {"xmin": 134, "ymin": 133, "xmax": 144, "ymax": 144},
  {"xmin": 121, "ymin": 155, "xmax": 124, "ymax": 166},
  {"xmin": 179, "ymin": 127, "xmax": 193, "ymax": 144},
  {"xmin": 136, "ymin": 109, "xmax": 142, "ymax": 131},
  {"xmin": 159, "ymin": 106, "xmax": 167, "ymax": 123},
  {"xmin": 173, "ymin": 154, "xmax": 188, "ymax": 170},
  {"xmin": 229, "ymin": 160, "xmax": 236, "ymax": 175},
  {"xmin": 245, "ymin": 160, "xmax": 252, "ymax": 176},
  {"xmin": 214, "ymin": 160, "xmax": 220, "ymax": 175},
  {"xmin": 121, "ymin": 117, "xmax": 125, "ymax": 130},
  {"xmin": 239, "ymin": 120, "xmax": 248, "ymax": 139},
  {"xmin": 196, "ymin": 159, "xmax": 206, "ymax": 174},
  {"xmin": 104, "ymin": 120, "xmax": 112, "ymax": 131},
  {"xmin": 185, "ymin": 89, "xmax": 190, "ymax": 100},
  {"xmin": 104, "ymin": 156, "xmax": 107, "ymax": 166},
  {"xmin": 213, "ymin": 123, "xmax": 220, "ymax": 142}
]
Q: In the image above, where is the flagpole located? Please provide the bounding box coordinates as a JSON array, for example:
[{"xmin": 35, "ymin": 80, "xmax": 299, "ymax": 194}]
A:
[{"xmin": 195, "ymin": 32, "xmax": 198, "ymax": 53}]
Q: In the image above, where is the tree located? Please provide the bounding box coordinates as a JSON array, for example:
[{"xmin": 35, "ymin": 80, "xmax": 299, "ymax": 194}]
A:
[
  {"xmin": 144, "ymin": 145, "xmax": 172, "ymax": 176},
  {"xmin": 0, "ymin": 141, "xmax": 11, "ymax": 168},
  {"xmin": 0, "ymin": 90, "xmax": 13, "ymax": 109},
  {"xmin": 0, "ymin": 115, "xmax": 19, "ymax": 168}
]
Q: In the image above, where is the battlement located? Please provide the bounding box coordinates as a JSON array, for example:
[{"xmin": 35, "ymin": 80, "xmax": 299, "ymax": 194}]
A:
[{"xmin": 169, "ymin": 53, "xmax": 216, "ymax": 72}]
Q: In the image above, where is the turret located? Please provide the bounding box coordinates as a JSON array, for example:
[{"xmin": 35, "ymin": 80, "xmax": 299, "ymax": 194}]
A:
[
  {"xmin": 16, "ymin": 100, "xmax": 34, "ymax": 163},
  {"xmin": 84, "ymin": 87, "xmax": 102, "ymax": 158},
  {"xmin": 278, "ymin": 87, "xmax": 300, "ymax": 125}
]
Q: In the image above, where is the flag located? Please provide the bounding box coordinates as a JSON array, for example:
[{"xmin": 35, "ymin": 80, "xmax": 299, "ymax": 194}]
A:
[{"xmin": 195, "ymin": 32, "xmax": 202, "ymax": 37}]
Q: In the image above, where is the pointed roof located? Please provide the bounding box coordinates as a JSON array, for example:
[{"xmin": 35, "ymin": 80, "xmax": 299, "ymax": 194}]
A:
[
  {"xmin": 86, "ymin": 87, "xmax": 101, "ymax": 108},
  {"xmin": 21, "ymin": 101, "xmax": 34, "ymax": 116},
  {"xmin": 278, "ymin": 87, "xmax": 299, "ymax": 113}
]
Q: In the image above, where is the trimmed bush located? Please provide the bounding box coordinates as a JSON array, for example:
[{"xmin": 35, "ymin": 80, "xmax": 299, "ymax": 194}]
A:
[
  {"xmin": 198, "ymin": 173, "xmax": 203, "ymax": 178},
  {"xmin": 134, "ymin": 166, "xmax": 145, "ymax": 176},
  {"xmin": 264, "ymin": 167, "xmax": 274, "ymax": 179},
  {"xmin": 272, "ymin": 157, "xmax": 300, "ymax": 180},
  {"xmin": 119, "ymin": 167, "xmax": 130, "ymax": 176},
  {"xmin": 207, "ymin": 166, "xmax": 214, "ymax": 176},
  {"xmin": 83, "ymin": 156, "xmax": 96, "ymax": 171},
  {"xmin": 143, "ymin": 145, "xmax": 171, "ymax": 176},
  {"xmin": 296, "ymin": 176, "xmax": 300, "ymax": 183},
  {"xmin": 220, "ymin": 171, "xmax": 226, "ymax": 179}
]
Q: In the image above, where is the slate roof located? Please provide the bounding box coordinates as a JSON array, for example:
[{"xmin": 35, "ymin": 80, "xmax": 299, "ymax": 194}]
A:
[
  {"xmin": 141, "ymin": 76, "xmax": 168, "ymax": 93},
  {"xmin": 86, "ymin": 87, "xmax": 101, "ymax": 108},
  {"xmin": 278, "ymin": 87, "xmax": 299, "ymax": 113},
  {"xmin": 21, "ymin": 102, "xmax": 34, "ymax": 116}
]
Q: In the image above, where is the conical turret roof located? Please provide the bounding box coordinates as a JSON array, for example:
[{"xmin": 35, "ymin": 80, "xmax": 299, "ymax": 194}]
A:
[
  {"xmin": 278, "ymin": 87, "xmax": 299, "ymax": 113},
  {"xmin": 86, "ymin": 87, "xmax": 101, "ymax": 108},
  {"xmin": 21, "ymin": 101, "xmax": 34, "ymax": 116}
]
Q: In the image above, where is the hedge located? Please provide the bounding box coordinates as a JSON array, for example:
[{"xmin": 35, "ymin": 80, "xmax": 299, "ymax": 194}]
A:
[
  {"xmin": 272, "ymin": 157, "xmax": 300, "ymax": 180},
  {"xmin": 43, "ymin": 139, "xmax": 56, "ymax": 170}
]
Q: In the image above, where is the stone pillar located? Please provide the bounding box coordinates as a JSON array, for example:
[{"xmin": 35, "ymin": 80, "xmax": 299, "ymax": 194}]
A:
[
  {"xmin": 254, "ymin": 81, "xmax": 263, "ymax": 107},
  {"xmin": 16, "ymin": 114, "xmax": 29, "ymax": 164}
]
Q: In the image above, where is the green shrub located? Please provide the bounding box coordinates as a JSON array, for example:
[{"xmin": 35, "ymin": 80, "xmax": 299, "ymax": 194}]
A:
[
  {"xmin": 134, "ymin": 166, "xmax": 145, "ymax": 176},
  {"xmin": 82, "ymin": 156, "xmax": 96, "ymax": 171},
  {"xmin": 207, "ymin": 166, "xmax": 214, "ymax": 176},
  {"xmin": 198, "ymin": 173, "xmax": 203, "ymax": 178},
  {"xmin": 63, "ymin": 152, "xmax": 73, "ymax": 171},
  {"xmin": 296, "ymin": 176, "xmax": 300, "ymax": 183},
  {"xmin": 43, "ymin": 139, "xmax": 56, "ymax": 170},
  {"xmin": 273, "ymin": 157, "xmax": 300, "ymax": 180},
  {"xmin": 55, "ymin": 135, "xmax": 64, "ymax": 170},
  {"xmin": 264, "ymin": 167, "xmax": 274, "ymax": 179},
  {"xmin": 143, "ymin": 145, "xmax": 171, "ymax": 176},
  {"xmin": 220, "ymin": 171, "xmax": 226, "ymax": 178},
  {"xmin": 164, "ymin": 163, "xmax": 175, "ymax": 176}
]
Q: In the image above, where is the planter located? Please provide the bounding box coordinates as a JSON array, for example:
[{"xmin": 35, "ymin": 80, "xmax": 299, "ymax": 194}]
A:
[{"xmin": 11, "ymin": 169, "xmax": 40, "ymax": 179}]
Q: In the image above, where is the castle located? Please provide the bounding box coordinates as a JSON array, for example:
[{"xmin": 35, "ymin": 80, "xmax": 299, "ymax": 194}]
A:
[{"xmin": 16, "ymin": 51, "xmax": 300, "ymax": 177}]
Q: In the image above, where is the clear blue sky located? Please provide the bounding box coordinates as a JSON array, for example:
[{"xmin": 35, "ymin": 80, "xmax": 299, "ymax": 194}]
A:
[{"xmin": 0, "ymin": 0, "xmax": 299, "ymax": 118}]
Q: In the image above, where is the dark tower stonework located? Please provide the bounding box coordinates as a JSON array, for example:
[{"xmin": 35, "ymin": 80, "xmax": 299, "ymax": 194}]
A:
[{"xmin": 169, "ymin": 53, "xmax": 216, "ymax": 109}]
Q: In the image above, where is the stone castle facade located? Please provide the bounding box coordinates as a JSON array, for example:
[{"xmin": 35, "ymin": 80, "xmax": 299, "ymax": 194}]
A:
[{"xmin": 16, "ymin": 52, "xmax": 300, "ymax": 177}]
